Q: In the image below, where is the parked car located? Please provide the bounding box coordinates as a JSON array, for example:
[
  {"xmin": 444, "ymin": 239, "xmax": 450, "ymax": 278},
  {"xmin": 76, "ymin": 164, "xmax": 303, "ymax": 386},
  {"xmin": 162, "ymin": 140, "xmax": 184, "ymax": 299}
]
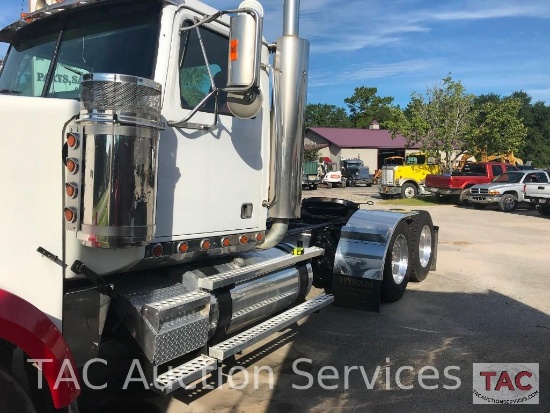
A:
[
  {"xmin": 467, "ymin": 170, "xmax": 550, "ymax": 212},
  {"xmin": 425, "ymin": 162, "xmax": 519, "ymax": 204},
  {"xmin": 345, "ymin": 166, "xmax": 373, "ymax": 187}
]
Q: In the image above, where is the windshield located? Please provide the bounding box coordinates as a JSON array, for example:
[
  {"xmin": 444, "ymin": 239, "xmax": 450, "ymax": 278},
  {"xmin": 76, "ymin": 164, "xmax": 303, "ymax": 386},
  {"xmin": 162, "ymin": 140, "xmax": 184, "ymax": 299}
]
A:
[
  {"xmin": 384, "ymin": 157, "xmax": 404, "ymax": 166},
  {"xmin": 405, "ymin": 155, "xmax": 426, "ymax": 165},
  {"xmin": 0, "ymin": 0, "xmax": 161, "ymax": 98},
  {"xmin": 493, "ymin": 172, "xmax": 523, "ymax": 183}
]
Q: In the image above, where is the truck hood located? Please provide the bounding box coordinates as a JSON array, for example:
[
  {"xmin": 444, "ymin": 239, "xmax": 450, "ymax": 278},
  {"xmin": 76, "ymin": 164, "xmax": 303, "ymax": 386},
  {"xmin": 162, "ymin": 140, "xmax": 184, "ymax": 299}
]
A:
[
  {"xmin": 470, "ymin": 183, "xmax": 523, "ymax": 191},
  {"xmin": 0, "ymin": 94, "xmax": 80, "ymax": 127}
]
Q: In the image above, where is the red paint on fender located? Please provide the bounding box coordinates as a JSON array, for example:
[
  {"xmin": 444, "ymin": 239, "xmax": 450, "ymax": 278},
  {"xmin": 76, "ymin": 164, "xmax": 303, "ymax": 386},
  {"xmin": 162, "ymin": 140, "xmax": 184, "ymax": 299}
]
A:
[{"xmin": 0, "ymin": 289, "xmax": 80, "ymax": 408}]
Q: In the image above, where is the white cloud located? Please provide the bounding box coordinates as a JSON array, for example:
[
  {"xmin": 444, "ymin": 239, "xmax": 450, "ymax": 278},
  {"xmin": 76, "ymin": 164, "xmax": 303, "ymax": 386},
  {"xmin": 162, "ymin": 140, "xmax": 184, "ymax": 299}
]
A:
[
  {"xmin": 292, "ymin": 1, "xmax": 550, "ymax": 54},
  {"xmin": 309, "ymin": 59, "xmax": 438, "ymax": 87}
]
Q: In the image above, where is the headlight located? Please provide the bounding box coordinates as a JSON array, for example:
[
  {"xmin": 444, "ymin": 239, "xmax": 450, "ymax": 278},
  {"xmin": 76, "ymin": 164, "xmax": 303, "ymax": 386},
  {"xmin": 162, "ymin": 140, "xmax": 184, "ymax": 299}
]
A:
[{"xmin": 488, "ymin": 190, "xmax": 500, "ymax": 195}]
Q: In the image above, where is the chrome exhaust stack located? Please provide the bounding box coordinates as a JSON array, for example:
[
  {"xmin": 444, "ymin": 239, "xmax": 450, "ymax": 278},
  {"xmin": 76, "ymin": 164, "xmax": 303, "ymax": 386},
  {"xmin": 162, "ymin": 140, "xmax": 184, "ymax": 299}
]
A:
[{"xmin": 261, "ymin": 0, "xmax": 309, "ymax": 249}]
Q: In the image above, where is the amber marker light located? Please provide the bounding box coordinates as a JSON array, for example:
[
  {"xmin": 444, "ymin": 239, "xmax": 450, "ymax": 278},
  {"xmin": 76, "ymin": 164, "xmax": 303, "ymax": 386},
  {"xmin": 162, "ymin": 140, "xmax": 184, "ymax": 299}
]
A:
[
  {"xmin": 65, "ymin": 183, "xmax": 77, "ymax": 198},
  {"xmin": 152, "ymin": 244, "xmax": 163, "ymax": 257},
  {"xmin": 178, "ymin": 242, "xmax": 189, "ymax": 254},
  {"xmin": 66, "ymin": 133, "xmax": 79, "ymax": 149},
  {"xmin": 255, "ymin": 232, "xmax": 264, "ymax": 243},
  {"xmin": 64, "ymin": 207, "xmax": 76, "ymax": 223},
  {"xmin": 66, "ymin": 158, "xmax": 78, "ymax": 174},
  {"xmin": 201, "ymin": 240, "xmax": 211, "ymax": 251},
  {"xmin": 230, "ymin": 39, "xmax": 238, "ymax": 61},
  {"xmin": 239, "ymin": 235, "xmax": 248, "ymax": 245},
  {"xmin": 222, "ymin": 237, "xmax": 231, "ymax": 248}
]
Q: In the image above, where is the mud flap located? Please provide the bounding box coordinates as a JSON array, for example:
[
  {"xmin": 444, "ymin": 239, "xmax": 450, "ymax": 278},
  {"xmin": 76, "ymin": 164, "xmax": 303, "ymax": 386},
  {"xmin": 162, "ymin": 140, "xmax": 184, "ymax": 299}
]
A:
[
  {"xmin": 430, "ymin": 226, "xmax": 439, "ymax": 271},
  {"xmin": 332, "ymin": 274, "xmax": 382, "ymax": 312},
  {"xmin": 332, "ymin": 210, "xmax": 414, "ymax": 312}
]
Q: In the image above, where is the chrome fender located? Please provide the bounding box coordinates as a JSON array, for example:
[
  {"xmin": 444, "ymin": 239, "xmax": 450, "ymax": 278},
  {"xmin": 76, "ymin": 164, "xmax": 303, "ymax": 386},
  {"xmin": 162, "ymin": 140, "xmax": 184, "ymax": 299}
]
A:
[{"xmin": 334, "ymin": 209, "xmax": 415, "ymax": 281}]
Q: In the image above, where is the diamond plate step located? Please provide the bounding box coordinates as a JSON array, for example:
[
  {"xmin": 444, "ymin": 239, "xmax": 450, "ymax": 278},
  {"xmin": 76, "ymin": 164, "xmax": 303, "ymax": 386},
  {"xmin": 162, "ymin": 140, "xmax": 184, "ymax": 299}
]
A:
[
  {"xmin": 154, "ymin": 355, "xmax": 218, "ymax": 395},
  {"xmin": 142, "ymin": 291, "xmax": 211, "ymax": 332},
  {"xmin": 209, "ymin": 294, "xmax": 334, "ymax": 360},
  {"xmin": 198, "ymin": 246, "xmax": 325, "ymax": 291}
]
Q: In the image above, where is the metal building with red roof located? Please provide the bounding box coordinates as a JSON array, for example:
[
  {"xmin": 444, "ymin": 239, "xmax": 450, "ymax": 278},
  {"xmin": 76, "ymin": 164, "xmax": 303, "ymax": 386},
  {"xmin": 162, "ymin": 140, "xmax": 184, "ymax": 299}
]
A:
[{"xmin": 305, "ymin": 122, "xmax": 421, "ymax": 170}]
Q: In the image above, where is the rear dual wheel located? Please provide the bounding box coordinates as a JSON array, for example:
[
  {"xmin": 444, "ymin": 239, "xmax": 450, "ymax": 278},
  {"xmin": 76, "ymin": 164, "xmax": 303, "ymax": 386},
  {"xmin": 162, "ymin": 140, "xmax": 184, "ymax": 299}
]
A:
[
  {"xmin": 408, "ymin": 211, "xmax": 435, "ymax": 282},
  {"xmin": 381, "ymin": 221, "xmax": 411, "ymax": 302}
]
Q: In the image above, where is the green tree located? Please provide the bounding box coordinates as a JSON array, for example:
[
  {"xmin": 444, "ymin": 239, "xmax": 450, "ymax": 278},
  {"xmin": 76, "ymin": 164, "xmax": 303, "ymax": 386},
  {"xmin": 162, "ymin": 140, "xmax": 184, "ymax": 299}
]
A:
[
  {"xmin": 344, "ymin": 86, "xmax": 396, "ymax": 128},
  {"xmin": 303, "ymin": 144, "xmax": 324, "ymax": 162},
  {"xmin": 386, "ymin": 76, "xmax": 475, "ymax": 172},
  {"xmin": 471, "ymin": 97, "xmax": 527, "ymax": 156},
  {"xmin": 508, "ymin": 91, "xmax": 550, "ymax": 168},
  {"xmin": 305, "ymin": 104, "xmax": 351, "ymax": 128}
]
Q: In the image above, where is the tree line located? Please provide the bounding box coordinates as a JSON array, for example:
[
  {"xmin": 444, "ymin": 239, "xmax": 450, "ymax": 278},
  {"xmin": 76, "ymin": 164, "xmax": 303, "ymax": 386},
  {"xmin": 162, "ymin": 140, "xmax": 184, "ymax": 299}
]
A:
[{"xmin": 306, "ymin": 75, "xmax": 550, "ymax": 171}]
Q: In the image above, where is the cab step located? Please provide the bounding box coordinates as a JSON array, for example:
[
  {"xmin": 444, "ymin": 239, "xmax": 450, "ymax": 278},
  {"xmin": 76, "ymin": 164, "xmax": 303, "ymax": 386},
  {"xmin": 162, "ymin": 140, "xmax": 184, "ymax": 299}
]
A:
[
  {"xmin": 209, "ymin": 294, "xmax": 334, "ymax": 360},
  {"xmin": 198, "ymin": 246, "xmax": 325, "ymax": 290},
  {"xmin": 154, "ymin": 355, "xmax": 218, "ymax": 395}
]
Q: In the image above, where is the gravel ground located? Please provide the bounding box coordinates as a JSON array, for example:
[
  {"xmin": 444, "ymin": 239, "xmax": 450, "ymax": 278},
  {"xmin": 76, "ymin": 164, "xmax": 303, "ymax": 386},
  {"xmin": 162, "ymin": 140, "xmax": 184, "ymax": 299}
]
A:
[{"xmin": 99, "ymin": 186, "xmax": 550, "ymax": 413}]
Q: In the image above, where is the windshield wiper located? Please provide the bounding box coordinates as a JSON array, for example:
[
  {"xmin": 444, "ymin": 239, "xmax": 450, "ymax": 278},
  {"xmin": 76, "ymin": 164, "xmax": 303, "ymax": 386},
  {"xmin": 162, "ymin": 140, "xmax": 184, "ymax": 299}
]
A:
[
  {"xmin": 0, "ymin": 89, "xmax": 22, "ymax": 95},
  {"xmin": 60, "ymin": 64, "xmax": 86, "ymax": 77}
]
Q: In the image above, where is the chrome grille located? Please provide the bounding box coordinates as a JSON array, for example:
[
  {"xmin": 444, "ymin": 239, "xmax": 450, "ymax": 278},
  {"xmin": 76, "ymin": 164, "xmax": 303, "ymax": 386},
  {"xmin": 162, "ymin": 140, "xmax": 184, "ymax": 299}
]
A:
[
  {"xmin": 470, "ymin": 188, "xmax": 488, "ymax": 194},
  {"xmin": 381, "ymin": 166, "xmax": 395, "ymax": 185}
]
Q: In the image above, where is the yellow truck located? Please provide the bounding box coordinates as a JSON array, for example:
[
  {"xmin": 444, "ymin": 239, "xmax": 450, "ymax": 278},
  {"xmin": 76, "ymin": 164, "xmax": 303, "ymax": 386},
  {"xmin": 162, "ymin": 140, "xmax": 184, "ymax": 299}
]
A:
[{"xmin": 380, "ymin": 153, "xmax": 441, "ymax": 198}]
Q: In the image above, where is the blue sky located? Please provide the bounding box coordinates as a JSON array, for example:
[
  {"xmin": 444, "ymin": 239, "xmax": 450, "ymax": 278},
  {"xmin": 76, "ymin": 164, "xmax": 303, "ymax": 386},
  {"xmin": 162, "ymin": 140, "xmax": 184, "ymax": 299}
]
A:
[{"xmin": 1, "ymin": 0, "xmax": 550, "ymax": 109}]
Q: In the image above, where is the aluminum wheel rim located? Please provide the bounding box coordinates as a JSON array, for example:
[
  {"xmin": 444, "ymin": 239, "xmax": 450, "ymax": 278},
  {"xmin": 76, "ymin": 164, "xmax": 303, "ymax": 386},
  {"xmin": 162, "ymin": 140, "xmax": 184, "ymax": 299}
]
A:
[
  {"xmin": 404, "ymin": 187, "xmax": 415, "ymax": 198},
  {"xmin": 392, "ymin": 234, "xmax": 409, "ymax": 284},
  {"xmin": 418, "ymin": 225, "xmax": 432, "ymax": 267},
  {"xmin": 504, "ymin": 197, "xmax": 515, "ymax": 210}
]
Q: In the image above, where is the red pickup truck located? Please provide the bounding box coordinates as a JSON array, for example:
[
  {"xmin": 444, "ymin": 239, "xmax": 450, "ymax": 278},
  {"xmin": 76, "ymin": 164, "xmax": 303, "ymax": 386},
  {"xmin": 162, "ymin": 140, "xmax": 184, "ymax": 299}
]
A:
[{"xmin": 425, "ymin": 162, "xmax": 519, "ymax": 202}]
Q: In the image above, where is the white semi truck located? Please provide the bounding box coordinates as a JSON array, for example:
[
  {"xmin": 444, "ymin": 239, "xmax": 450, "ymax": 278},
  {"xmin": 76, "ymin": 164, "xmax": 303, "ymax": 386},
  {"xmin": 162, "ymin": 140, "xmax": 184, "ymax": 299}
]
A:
[{"xmin": 0, "ymin": 0, "xmax": 438, "ymax": 411}]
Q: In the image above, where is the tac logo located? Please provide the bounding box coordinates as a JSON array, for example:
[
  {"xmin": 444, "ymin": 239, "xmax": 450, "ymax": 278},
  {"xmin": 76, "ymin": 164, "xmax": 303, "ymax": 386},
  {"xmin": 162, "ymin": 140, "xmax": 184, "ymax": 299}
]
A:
[{"xmin": 472, "ymin": 363, "xmax": 539, "ymax": 404}]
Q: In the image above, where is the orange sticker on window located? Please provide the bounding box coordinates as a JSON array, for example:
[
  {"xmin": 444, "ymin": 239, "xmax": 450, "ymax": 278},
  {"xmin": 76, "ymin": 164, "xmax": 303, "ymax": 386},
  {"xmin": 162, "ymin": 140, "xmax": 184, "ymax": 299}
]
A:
[{"xmin": 230, "ymin": 39, "xmax": 238, "ymax": 61}]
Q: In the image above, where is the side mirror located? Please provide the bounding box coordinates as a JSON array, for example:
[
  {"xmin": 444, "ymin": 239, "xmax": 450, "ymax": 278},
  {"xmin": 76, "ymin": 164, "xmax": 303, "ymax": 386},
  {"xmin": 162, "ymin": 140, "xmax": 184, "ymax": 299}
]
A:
[
  {"xmin": 226, "ymin": 2, "xmax": 264, "ymax": 118},
  {"xmin": 227, "ymin": 2, "xmax": 263, "ymax": 90}
]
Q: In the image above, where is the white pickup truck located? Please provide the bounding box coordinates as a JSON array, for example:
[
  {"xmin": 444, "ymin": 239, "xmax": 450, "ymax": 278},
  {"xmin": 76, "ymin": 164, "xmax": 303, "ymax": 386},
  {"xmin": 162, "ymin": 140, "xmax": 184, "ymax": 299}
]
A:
[
  {"xmin": 467, "ymin": 170, "xmax": 550, "ymax": 212},
  {"xmin": 524, "ymin": 178, "xmax": 550, "ymax": 216}
]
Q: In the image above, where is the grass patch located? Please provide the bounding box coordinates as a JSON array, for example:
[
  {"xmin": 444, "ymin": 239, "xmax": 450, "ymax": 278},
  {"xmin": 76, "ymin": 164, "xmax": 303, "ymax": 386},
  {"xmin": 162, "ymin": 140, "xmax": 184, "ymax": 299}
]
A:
[{"xmin": 378, "ymin": 196, "xmax": 444, "ymax": 206}]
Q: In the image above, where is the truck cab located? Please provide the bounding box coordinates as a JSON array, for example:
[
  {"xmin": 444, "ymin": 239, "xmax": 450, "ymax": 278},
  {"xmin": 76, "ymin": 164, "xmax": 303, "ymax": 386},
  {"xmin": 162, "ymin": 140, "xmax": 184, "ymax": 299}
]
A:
[
  {"xmin": 380, "ymin": 153, "xmax": 440, "ymax": 199},
  {"xmin": 0, "ymin": 1, "xmax": 438, "ymax": 410}
]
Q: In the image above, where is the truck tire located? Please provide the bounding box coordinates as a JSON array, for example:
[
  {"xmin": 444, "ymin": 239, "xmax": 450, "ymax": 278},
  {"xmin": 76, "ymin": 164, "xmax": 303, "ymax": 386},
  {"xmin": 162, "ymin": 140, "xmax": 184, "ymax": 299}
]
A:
[
  {"xmin": 409, "ymin": 212, "xmax": 435, "ymax": 282},
  {"xmin": 539, "ymin": 205, "xmax": 550, "ymax": 216},
  {"xmin": 381, "ymin": 220, "xmax": 411, "ymax": 302},
  {"xmin": 498, "ymin": 194, "xmax": 517, "ymax": 212},
  {"xmin": 0, "ymin": 366, "xmax": 37, "ymax": 413},
  {"xmin": 459, "ymin": 189, "xmax": 471, "ymax": 206},
  {"xmin": 401, "ymin": 183, "xmax": 417, "ymax": 199}
]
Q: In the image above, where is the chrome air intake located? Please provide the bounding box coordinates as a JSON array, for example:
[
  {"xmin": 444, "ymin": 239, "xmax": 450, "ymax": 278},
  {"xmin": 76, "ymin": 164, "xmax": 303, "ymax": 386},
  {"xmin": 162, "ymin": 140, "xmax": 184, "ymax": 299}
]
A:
[
  {"xmin": 75, "ymin": 73, "xmax": 162, "ymax": 248},
  {"xmin": 80, "ymin": 73, "xmax": 162, "ymax": 128}
]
